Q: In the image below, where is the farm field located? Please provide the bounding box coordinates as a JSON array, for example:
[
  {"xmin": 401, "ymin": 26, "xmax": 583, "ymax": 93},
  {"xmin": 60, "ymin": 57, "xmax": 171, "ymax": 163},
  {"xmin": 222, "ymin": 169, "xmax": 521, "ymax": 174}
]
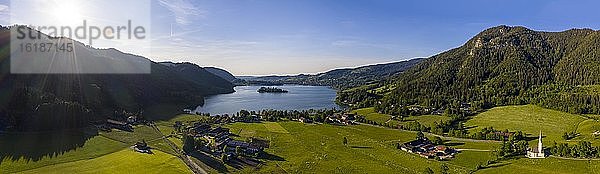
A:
[
  {"xmin": 0, "ymin": 135, "xmax": 126, "ymax": 173},
  {"xmin": 19, "ymin": 149, "xmax": 191, "ymax": 174},
  {"xmin": 477, "ymin": 157, "xmax": 600, "ymax": 174},
  {"xmin": 352, "ymin": 107, "xmax": 451, "ymax": 128},
  {"xmin": 225, "ymin": 121, "xmax": 496, "ymax": 174},
  {"xmin": 0, "ymin": 125, "xmax": 188, "ymax": 174},
  {"xmin": 352, "ymin": 107, "xmax": 392, "ymax": 124},
  {"xmin": 465, "ymin": 105, "xmax": 596, "ymax": 145}
]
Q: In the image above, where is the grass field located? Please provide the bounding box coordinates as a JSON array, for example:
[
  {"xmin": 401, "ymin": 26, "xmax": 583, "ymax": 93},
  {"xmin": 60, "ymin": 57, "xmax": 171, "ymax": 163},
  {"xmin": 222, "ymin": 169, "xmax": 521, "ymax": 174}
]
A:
[
  {"xmin": 19, "ymin": 149, "xmax": 191, "ymax": 174},
  {"xmin": 6, "ymin": 105, "xmax": 600, "ymax": 173},
  {"xmin": 100, "ymin": 125, "xmax": 163, "ymax": 144},
  {"xmin": 477, "ymin": 157, "xmax": 600, "ymax": 174},
  {"xmin": 352, "ymin": 107, "xmax": 392, "ymax": 124},
  {"xmin": 460, "ymin": 104, "xmax": 600, "ymax": 173},
  {"xmin": 465, "ymin": 105, "xmax": 587, "ymax": 144},
  {"xmin": 352, "ymin": 107, "xmax": 451, "ymax": 128},
  {"xmin": 1, "ymin": 125, "xmax": 189, "ymax": 174},
  {"xmin": 225, "ymin": 122, "xmax": 498, "ymax": 174},
  {"xmin": 262, "ymin": 122, "xmax": 290, "ymax": 133},
  {"xmin": 404, "ymin": 115, "xmax": 452, "ymax": 128},
  {"xmin": 0, "ymin": 135, "xmax": 127, "ymax": 173}
]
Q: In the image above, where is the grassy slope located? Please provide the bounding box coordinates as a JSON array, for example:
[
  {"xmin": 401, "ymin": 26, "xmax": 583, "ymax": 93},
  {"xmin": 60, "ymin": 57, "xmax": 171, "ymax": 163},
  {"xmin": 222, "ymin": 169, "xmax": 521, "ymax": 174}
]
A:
[
  {"xmin": 2, "ymin": 125, "xmax": 188, "ymax": 173},
  {"xmin": 226, "ymin": 122, "xmax": 496, "ymax": 174},
  {"xmin": 352, "ymin": 107, "xmax": 451, "ymax": 128},
  {"xmin": 465, "ymin": 105, "xmax": 586, "ymax": 144},
  {"xmin": 0, "ymin": 136, "xmax": 127, "ymax": 173},
  {"xmin": 463, "ymin": 105, "xmax": 600, "ymax": 173},
  {"xmin": 477, "ymin": 157, "xmax": 600, "ymax": 174},
  {"xmin": 573, "ymin": 119, "xmax": 600, "ymax": 144},
  {"xmin": 352, "ymin": 107, "xmax": 392, "ymax": 123},
  {"xmin": 19, "ymin": 149, "xmax": 191, "ymax": 174}
]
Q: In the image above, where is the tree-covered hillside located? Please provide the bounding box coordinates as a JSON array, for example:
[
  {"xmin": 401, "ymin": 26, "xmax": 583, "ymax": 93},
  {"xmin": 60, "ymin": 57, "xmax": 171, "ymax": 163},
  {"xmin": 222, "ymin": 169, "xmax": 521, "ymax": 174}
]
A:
[
  {"xmin": 245, "ymin": 58, "xmax": 423, "ymax": 89},
  {"xmin": 339, "ymin": 25, "xmax": 600, "ymax": 115},
  {"xmin": 0, "ymin": 26, "xmax": 235, "ymax": 131}
]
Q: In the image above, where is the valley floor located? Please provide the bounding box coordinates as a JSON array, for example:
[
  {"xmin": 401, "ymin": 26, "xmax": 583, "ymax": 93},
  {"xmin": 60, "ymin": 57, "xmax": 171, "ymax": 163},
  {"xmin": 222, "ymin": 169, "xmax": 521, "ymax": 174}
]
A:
[{"xmin": 3, "ymin": 105, "xmax": 600, "ymax": 173}]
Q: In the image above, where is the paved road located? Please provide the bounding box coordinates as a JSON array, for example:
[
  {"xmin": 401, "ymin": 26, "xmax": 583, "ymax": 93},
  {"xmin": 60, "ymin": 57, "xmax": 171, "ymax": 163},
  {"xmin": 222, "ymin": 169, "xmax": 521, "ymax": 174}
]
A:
[
  {"xmin": 456, "ymin": 149, "xmax": 492, "ymax": 152},
  {"xmin": 149, "ymin": 123, "xmax": 208, "ymax": 174},
  {"xmin": 549, "ymin": 155, "xmax": 600, "ymax": 161}
]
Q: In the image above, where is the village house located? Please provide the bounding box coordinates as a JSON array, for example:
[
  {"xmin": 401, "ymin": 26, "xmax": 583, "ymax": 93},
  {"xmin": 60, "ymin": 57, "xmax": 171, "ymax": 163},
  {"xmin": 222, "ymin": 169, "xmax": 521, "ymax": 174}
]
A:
[
  {"xmin": 400, "ymin": 137, "xmax": 456, "ymax": 160},
  {"xmin": 190, "ymin": 123, "xmax": 211, "ymax": 136},
  {"xmin": 127, "ymin": 115, "xmax": 137, "ymax": 124},
  {"xmin": 204, "ymin": 127, "xmax": 231, "ymax": 150},
  {"xmin": 299, "ymin": 117, "xmax": 313, "ymax": 123},
  {"xmin": 183, "ymin": 109, "xmax": 193, "ymax": 114},
  {"xmin": 224, "ymin": 140, "xmax": 264, "ymax": 157},
  {"xmin": 106, "ymin": 119, "xmax": 133, "ymax": 132},
  {"xmin": 132, "ymin": 140, "xmax": 151, "ymax": 154},
  {"xmin": 326, "ymin": 113, "xmax": 358, "ymax": 125}
]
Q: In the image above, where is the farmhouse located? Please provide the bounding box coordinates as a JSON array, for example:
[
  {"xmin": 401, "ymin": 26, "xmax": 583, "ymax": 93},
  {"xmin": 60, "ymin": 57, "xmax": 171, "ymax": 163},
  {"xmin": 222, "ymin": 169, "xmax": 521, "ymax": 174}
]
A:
[
  {"xmin": 225, "ymin": 140, "xmax": 264, "ymax": 156},
  {"xmin": 190, "ymin": 123, "xmax": 211, "ymax": 136},
  {"xmin": 133, "ymin": 140, "xmax": 151, "ymax": 154},
  {"xmin": 106, "ymin": 119, "xmax": 133, "ymax": 132},
  {"xmin": 299, "ymin": 117, "xmax": 313, "ymax": 123},
  {"xmin": 400, "ymin": 137, "xmax": 456, "ymax": 159}
]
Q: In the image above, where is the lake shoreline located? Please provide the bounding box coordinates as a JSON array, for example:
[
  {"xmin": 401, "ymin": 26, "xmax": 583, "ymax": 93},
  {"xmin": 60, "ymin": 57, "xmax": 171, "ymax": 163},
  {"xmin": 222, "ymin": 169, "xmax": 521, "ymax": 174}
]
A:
[{"xmin": 194, "ymin": 85, "xmax": 341, "ymax": 115}]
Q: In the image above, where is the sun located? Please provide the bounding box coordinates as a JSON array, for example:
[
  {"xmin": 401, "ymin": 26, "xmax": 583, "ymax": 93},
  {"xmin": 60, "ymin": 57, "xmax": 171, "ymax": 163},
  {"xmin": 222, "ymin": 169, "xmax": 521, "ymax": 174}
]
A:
[{"xmin": 51, "ymin": 1, "xmax": 83, "ymax": 26}]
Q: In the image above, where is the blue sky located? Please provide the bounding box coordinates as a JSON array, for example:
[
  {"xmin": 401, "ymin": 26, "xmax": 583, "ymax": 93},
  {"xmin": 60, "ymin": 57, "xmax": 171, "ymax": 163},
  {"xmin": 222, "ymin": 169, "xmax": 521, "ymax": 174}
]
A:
[{"xmin": 1, "ymin": 0, "xmax": 600, "ymax": 75}]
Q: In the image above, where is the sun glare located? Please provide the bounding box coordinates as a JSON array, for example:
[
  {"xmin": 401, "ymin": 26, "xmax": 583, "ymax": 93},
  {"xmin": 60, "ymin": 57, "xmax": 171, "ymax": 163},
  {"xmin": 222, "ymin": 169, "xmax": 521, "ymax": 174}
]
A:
[{"xmin": 52, "ymin": 1, "xmax": 83, "ymax": 26}]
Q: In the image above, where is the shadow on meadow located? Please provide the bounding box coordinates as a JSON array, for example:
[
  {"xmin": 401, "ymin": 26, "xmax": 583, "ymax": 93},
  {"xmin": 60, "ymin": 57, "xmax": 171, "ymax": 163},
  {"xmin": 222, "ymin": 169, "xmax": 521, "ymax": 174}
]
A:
[
  {"xmin": 0, "ymin": 128, "xmax": 98, "ymax": 164},
  {"xmin": 189, "ymin": 151, "xmax": 230, "ymax": 173}
]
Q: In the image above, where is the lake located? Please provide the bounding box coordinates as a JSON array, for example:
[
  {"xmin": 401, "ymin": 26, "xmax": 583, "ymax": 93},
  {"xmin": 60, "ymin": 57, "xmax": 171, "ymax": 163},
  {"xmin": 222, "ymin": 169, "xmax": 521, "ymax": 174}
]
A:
[{"xmin": 194, "ymin": 85, "xmax": 340, "ymax": 115}]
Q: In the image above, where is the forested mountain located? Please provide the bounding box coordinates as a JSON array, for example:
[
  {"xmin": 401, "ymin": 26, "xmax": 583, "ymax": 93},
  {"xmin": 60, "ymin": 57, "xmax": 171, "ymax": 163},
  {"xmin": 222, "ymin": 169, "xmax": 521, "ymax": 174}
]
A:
[
  {"xmin": 243, "ymin": 58, "xmax": 423, "ymax": 89},
  {"xmin": 339, "ymin": 25, "xmax": 600, "ymax": 115},
  {"xmin": 0, "ymin": 26, "xmax": 235, "ymax": 131},
  {"xmin": 203, "ymin": 67, "xmax": 246, "ymax": 85}
]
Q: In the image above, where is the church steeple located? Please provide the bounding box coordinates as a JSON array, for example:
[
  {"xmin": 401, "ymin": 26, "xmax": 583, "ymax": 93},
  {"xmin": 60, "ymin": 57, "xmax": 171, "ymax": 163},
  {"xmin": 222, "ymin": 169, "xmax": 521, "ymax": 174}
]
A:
[{"xmin": 538, "ymin": 131, "xmax": 543, "ymax": 154}]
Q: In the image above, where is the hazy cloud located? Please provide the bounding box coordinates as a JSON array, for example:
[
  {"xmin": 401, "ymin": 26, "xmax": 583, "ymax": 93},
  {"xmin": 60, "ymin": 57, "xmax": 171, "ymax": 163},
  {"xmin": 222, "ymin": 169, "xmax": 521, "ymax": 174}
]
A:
[
  {"xmin": 0, "ymin": 4, "xmax": 9, "ymax": 25},
  {"xmin": 158, "ymin": 0, "xmax": 204, "ymax": 25}
]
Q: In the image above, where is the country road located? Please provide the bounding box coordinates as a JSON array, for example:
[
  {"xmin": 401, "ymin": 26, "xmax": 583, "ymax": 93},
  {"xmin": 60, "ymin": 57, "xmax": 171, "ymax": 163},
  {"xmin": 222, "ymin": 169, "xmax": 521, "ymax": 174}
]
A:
[{"xmin": 149, "ymin": 123, "xmax": 208, "ymax": 174}]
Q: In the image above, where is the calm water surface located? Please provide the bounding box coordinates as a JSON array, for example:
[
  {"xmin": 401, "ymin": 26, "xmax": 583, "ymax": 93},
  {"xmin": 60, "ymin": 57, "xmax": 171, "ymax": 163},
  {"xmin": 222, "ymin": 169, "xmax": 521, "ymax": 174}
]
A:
[{"xmin": 195, "ymin": 85, "xmax": 340, "ymax": 115}]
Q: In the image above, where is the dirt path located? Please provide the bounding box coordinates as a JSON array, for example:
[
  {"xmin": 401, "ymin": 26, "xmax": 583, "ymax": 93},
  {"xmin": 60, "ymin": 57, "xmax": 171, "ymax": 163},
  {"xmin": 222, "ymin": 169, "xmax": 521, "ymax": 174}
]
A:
[
  {"xmin": 456, "ymin": 149, "xmax": 492, "ymax": 152},
  {"xmin": 549, "ymin": 155, "xmax": 600, "ymax": 161}
]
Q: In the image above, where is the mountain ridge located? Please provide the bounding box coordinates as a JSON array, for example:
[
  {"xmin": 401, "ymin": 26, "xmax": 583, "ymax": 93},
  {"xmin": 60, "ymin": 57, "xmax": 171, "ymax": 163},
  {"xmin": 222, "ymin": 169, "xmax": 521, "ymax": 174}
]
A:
[
  {"xmin": 339, "ymin": 25, "xmax": 600, "ymax": 115},
  {"xmin": 241, "ymin": 58, "xmax": 424, "ymax": 89},
  {"xmin": 0, "ymin": 26, "xmax": 235, "ymax": 131}
]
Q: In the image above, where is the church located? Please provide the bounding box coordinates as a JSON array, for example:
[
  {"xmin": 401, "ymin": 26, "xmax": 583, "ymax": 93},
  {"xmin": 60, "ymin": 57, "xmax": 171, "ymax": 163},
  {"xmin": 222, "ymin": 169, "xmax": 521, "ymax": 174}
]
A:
[{"xmin": 526, "ymin": 131, "xmax": 546, "ymax": 158}]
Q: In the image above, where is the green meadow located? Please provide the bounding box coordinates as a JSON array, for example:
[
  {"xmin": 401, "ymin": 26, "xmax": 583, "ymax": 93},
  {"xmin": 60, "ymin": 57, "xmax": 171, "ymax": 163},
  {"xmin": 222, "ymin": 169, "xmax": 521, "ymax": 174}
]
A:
[
  {"xmin": 465, "ymin": 105, "xmax": 599, "ymax": 145},
  {"xmin": 352, "ymin": 107, "xmax": 392, "ymax": 123},
  {"xmin": 225, "ymin": 121, "xmax": 496, "ymax": 174},
  {"xmin": 352, "ymin": 107, "xmax": 451, "ymax": 128},
  {"xmin": 5, "ymin": 105, "xmax": 600, "ymax": 174},
  {"xmin": 0, "ymin": 125, "xmax": 189, "ymax": 174},
  {"xmin": 19, "ymin": 149, "xmax": 190, "ymax": 174}
]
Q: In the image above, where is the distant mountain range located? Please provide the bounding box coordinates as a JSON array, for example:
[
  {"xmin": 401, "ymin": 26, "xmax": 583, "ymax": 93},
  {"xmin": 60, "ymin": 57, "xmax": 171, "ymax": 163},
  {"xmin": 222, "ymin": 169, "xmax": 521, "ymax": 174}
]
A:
[
  {"xmin": 0, "ymin": 26, "xmax": 235, "ymax": 131},
  {"xmin": 238, "ymin": 58, "xmax": 424, "ymax": 89}
]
